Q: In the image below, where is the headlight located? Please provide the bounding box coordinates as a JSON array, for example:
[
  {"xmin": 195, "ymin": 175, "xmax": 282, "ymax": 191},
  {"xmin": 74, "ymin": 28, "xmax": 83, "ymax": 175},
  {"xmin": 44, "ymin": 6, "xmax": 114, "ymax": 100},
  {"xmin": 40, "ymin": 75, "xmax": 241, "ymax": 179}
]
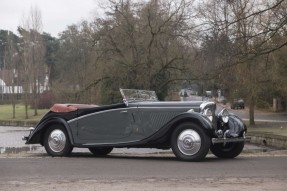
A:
[
  {"xmin": 203, "ymin": 108, "xmax": 213, "ymax": 122},
  {"xmin": 218, "ymin": 108, "xmax": 229, "ymax": 123}
]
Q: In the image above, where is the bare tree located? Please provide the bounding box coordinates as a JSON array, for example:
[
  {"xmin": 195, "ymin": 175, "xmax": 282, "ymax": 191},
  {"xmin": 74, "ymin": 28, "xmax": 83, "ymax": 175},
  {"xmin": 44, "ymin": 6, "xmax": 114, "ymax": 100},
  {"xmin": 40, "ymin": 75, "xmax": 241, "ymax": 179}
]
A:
[
  {"xmin": 88, "ymin": 0, "xmax": 198, "ymax": 102},
  {"xmin": 4, "ymin": 31, "xmax": 19, "ymax": 118},
  {"xmin": 49, "ymin": 0, "xmax": 286, "ymax": 112},
  {"xmin": 195, "ymin": 0, "xmax": 287, "ymax": 125},
  {"xmin": 19, "ymin": 6, "xmax": 46, "ymax": 118},
  {"xmin": 53, "ymin": 21, "xmax": 96, "ymax": 103}
]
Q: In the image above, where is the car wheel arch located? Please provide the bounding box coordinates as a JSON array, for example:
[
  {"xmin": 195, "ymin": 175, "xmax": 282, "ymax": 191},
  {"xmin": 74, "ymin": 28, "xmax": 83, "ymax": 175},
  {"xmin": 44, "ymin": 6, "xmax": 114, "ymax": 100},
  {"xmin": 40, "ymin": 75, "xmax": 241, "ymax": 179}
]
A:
[
  {"xmin": 35, "ymin": 118, "xmax": 74, "ymax": 146},
  {"xmin": 168, "ymin": 117, "xmax": 213, "ymax": 141}
]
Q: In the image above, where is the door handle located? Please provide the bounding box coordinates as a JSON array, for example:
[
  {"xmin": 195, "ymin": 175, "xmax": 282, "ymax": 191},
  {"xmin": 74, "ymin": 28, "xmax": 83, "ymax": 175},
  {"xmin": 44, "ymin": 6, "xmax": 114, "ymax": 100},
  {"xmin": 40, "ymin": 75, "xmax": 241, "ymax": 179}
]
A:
[{"xmin": 120, "ymin": 110, "xmax": 128, "ymax": 113}]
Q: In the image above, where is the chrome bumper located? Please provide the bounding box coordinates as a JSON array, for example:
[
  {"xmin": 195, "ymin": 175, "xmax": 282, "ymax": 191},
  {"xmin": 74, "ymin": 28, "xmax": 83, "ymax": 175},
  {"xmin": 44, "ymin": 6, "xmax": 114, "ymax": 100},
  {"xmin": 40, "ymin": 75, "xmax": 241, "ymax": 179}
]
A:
[
  {"xmin": 22, "ymin": 127, "xmax": 35, "ymax": 141},
  {"xmin": 212, "ymin": 136, "xmax": 251, "ymax": 144}
]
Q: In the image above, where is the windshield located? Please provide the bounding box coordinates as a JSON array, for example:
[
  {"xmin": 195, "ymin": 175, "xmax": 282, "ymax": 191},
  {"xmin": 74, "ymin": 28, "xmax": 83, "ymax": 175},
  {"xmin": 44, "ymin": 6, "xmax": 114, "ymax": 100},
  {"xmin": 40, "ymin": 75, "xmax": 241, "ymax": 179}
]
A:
[{"xmin": 120, "ymin": 89, "xmax": 159, "ymax": 103}]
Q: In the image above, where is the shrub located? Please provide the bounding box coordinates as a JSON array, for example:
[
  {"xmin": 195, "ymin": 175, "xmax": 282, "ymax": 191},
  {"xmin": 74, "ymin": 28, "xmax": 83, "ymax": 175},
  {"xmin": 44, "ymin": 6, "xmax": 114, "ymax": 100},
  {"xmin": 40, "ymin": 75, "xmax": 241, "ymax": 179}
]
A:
[{"xmin": 30, "ymin": 91, "xmax": 55, "ymax": 109}]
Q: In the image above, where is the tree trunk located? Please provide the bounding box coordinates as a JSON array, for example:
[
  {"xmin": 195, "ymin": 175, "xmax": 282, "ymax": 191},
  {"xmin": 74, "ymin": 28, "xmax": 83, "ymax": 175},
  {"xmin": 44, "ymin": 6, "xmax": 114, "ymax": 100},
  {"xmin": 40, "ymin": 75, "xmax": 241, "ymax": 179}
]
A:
[
  {"xmin": 33, "ymin": 81, "xmax": 38, "ymax": 116},
  {"xmin": 34, "ymin": 98, "xmax": 38, "ymax": 116},
  {"xmin": 25, "ymin": 92, "xmax": 29, "ymax": 119},
  {"xmin": 12, "ymin": 76, "xmax": 15, "ymax": 119},
  {"xmin": 249, "ymin": 95, "xmax": 255, "ymax": 126},
  {"xmin": 12, "ymin": 92, "xmax": 15, "ymax": 119}
]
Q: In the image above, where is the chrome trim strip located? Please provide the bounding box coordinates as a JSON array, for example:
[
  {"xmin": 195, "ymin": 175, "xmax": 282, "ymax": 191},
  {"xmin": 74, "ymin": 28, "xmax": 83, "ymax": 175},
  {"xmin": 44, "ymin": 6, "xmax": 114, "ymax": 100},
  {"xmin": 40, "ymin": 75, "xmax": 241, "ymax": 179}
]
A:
[
  {"xmin": 67, "ymin": 107, "xmax": 138, "ymax": 123},
  {"xmin": 138, "ymin": 106, "xmax": 196, "ymax": 108}
]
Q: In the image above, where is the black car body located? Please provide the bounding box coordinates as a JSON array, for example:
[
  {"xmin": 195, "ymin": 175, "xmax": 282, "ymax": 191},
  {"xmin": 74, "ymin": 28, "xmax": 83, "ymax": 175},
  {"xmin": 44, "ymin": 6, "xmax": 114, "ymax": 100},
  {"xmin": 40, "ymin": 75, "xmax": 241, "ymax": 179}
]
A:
[{"xmin": 23, "ymin": 89, "xmax": 248, "ymax": 161}]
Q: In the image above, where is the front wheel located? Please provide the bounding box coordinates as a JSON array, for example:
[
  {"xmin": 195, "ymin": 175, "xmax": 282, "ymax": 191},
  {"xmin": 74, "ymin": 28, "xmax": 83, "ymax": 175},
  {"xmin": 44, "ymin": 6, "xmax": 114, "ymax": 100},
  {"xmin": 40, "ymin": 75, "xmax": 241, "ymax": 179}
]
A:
[
  {"xmin": 44, "ymin": 125, "xmax": 73, "ymax": 157},
  {"xmin": 89, "ymin": 147, "xmax": 113, "ymax": 156},
  {"xmin": 171, "ymin": 123, "xmax": 211, "ymax": 162},
  {"xmin": 210, "ymin": 142, "xmax": 244, "ymax": 158}
]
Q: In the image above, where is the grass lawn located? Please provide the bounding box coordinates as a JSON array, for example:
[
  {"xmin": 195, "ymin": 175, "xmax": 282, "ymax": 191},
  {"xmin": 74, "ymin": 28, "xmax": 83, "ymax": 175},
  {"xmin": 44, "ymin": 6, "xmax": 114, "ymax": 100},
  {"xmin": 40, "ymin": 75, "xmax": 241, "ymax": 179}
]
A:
[
  {"xmin": 247, "ymin": 121, "xmax": 287, "ymax": 135},
  {"xmin": 0, "ymin": 104, "xmax": 49, "ymax": 122},
  {"xmin": 248, "ymin": 127, "xmax": 287, "ymax": 134}
]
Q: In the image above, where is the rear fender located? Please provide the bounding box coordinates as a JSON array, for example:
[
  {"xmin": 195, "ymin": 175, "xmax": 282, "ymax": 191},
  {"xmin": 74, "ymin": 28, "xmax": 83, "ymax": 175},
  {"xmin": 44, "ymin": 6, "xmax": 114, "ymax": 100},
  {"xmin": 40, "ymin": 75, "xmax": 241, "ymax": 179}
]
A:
[{"xmin": 26, "ymin": 117, "xmax": 74, "ymax": 145}]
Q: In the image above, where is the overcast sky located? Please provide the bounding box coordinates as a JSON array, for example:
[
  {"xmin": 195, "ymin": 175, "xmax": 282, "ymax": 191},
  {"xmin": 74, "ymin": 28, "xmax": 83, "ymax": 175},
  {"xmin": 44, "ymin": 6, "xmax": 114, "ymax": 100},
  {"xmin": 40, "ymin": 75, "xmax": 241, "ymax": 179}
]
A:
[{"xmin": 0, "ymin": 0, "xmax": 104, "ymax": 37}]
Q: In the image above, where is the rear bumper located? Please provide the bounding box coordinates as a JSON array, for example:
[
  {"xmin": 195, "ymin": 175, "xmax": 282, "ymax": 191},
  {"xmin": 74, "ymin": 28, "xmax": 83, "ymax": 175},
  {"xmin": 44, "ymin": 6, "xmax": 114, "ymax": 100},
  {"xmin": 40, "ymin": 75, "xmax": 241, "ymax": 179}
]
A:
[{"xmin": 22, "ymin": 127, "xmax": 35, "ymax": 142}]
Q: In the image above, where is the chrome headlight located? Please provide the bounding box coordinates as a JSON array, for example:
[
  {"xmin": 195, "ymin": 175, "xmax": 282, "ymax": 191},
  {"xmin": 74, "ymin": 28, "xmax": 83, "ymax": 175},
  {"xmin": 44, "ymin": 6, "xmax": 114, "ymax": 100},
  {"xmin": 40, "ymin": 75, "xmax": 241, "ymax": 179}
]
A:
[
  {"xmin": 203, "ymin": 108, "xmax": 213, "ymax": 122},
  {"xmin": 218, "ymin": 108, "xmax": 229, "ymax": 123}
]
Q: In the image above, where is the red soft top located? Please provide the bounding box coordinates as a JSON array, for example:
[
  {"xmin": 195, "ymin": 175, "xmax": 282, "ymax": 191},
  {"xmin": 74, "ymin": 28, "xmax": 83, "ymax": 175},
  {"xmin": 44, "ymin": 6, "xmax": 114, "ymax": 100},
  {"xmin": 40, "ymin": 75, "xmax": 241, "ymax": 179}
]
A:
[{"xmin": 50, "ymin": 104, "xmax": 98, "ymax": 113}]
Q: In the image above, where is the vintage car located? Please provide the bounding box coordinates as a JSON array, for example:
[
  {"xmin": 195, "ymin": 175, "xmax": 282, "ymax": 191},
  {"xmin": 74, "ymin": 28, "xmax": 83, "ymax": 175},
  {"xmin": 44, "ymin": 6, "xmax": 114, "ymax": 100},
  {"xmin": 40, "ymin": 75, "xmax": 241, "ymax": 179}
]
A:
[
  {"xmin": 23, "ymin": 89, "xmax": 248, "ymax": 161},
  {"xmin": 231, "ymin": 99, "xmax": 245, "ymax": 110}
]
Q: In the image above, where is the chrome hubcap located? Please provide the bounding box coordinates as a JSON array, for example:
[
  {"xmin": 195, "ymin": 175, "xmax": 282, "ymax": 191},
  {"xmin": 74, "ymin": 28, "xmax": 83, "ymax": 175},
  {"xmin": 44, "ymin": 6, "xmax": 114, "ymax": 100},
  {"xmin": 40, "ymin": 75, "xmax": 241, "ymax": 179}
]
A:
[
  {"xmin": 177, "ymin": 129, "xmax": 201, "ymax": 155},
  {"xmin": 48, "ymin": 129, "xmax": 66, "ymax": 153}
]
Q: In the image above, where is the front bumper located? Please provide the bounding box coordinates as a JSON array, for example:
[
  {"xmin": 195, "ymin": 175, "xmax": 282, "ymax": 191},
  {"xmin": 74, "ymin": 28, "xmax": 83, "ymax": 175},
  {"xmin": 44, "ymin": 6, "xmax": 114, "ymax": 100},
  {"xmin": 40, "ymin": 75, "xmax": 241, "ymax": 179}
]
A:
[{"xmin": 212, "ymin": 136, "xmax": 251, "ymax": 144}]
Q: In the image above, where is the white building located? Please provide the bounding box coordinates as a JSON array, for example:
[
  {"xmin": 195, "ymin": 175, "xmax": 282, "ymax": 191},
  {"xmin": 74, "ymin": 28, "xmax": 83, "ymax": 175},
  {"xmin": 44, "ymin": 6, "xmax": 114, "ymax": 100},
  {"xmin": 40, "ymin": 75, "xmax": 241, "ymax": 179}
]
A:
[
  {"xmin": 0, "ymin": 78, "xmax": 23, "ymax": 94},
  {"xmin": 0, "ymin": 77, "xmax": 49, "ymax": 94}
]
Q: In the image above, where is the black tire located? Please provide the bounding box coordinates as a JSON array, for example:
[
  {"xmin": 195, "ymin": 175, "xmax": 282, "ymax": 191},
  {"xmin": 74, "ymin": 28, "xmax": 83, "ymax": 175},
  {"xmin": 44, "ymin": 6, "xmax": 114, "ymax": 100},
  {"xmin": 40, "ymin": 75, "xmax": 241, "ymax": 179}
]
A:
[
  {"xmin": 44, "ymin": 125, "xmax": 73, "ymax": 157},
  {"xmin": 89, "ymin": 147, "xmax": 113, "ymax": 156},
  {"xmin": 210, "ymin": 142, "xmax": 244, "ymax": 158},
  {"xmin": 171, "ymin": 123, "xmax": 211, "ymax": 162}
]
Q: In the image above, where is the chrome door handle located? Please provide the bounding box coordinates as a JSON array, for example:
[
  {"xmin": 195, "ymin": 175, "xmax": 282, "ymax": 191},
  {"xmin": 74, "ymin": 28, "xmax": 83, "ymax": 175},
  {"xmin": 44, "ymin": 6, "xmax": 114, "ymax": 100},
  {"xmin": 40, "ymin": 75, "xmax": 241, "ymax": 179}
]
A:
[{"xmin": 120, "ymin": 110, "xmax": 128, "ymax": 113}]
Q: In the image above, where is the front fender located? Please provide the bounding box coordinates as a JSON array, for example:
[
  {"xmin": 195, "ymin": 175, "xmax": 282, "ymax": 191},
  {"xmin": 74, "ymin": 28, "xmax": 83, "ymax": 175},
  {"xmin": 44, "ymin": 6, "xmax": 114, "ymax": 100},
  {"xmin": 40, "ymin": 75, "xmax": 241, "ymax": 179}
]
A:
[
  {"xmin": 227, "ymin": 114, "xmax": 247, "ymax": 137},
  {"xmin": 25, "ymin": 117, "xmax": 74, "ymax": 145},
  {"xmin": 144, "ymin": 112, "xmax": 214, "ymax": 146},
  {"xmin": 168, "ymin": 112, "xmax": 214, "ymax": 136}
]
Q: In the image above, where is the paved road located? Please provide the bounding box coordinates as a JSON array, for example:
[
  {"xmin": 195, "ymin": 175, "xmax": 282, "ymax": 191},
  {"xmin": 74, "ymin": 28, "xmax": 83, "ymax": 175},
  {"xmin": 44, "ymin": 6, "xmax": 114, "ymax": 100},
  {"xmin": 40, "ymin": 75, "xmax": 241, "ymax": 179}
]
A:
[
  {"xmin": 1, "ymin": 155, "xmax": 287, "ymax": 180},
  {"xmin": 1, "ymin": 126, "xmax": 287, "ymax": 190},
  {"xmin": 0, "ymin": 155, "xmax": 287, "ymax": 191}
]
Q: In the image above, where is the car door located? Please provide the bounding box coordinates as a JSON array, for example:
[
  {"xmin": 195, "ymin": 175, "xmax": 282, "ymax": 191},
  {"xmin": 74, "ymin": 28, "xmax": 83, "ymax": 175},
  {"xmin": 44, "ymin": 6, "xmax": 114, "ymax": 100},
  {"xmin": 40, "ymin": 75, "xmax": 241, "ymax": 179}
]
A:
[
  {"xmin": 132, "ymin": 102, "xmax": 188, "ymax": 139},
  {"xmin": 76, "ymin": 108, "xmax": 134, "ymax": 144}
]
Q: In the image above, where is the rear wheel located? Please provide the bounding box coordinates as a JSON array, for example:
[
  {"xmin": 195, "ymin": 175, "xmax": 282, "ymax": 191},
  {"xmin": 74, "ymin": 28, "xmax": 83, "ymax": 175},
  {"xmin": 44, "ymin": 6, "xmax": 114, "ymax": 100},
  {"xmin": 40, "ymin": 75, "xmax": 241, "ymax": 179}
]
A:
[
  {"xmin": 210, "ymin": 142, "xmax": 244, "ymax": 158},
  {"xmin": 171, "ymin": 123, "xmax": 210, "ymax": 162},
  {"xmin": 89, "ymin": 147, "xmax": 113, "ymax": 156},
  {"xmin": 44, "ymin": 125, "xmax": 73, "ymax": 157}
]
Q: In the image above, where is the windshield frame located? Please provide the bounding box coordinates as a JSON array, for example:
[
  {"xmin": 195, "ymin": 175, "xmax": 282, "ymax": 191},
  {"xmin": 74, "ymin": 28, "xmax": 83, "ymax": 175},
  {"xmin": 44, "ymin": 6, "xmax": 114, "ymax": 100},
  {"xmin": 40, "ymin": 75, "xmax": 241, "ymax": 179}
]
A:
[{"xmin": 120, "ymin": 89, "xmax": 159, "ymax": 104}]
